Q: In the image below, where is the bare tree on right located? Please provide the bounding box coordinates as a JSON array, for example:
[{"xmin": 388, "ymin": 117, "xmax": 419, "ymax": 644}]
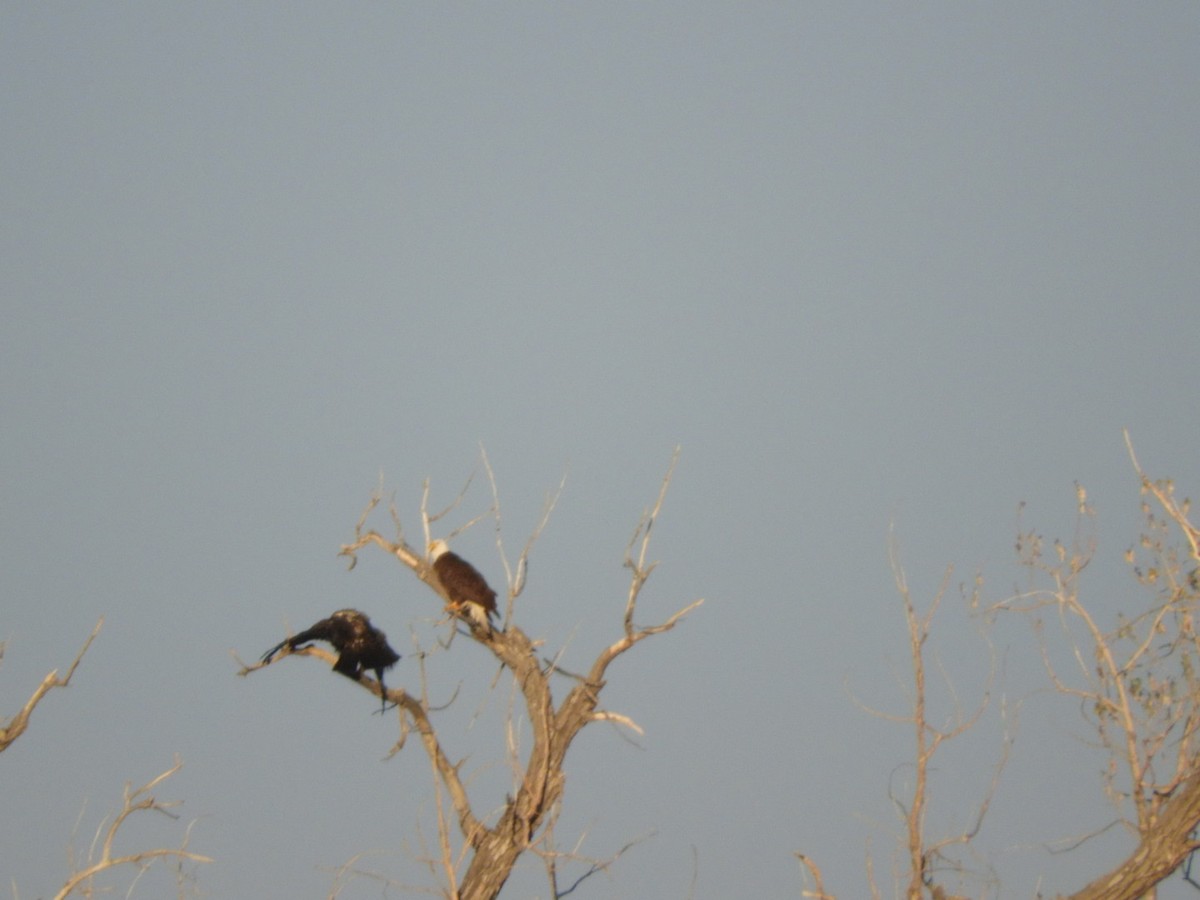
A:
[{"xmin": 801, "ymin": 433, "xmax": 1200, "ymax": 900}]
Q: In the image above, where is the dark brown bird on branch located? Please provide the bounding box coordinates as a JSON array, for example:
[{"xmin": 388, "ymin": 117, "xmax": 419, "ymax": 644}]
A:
[
  {"xmin": 260, "ymin": 609, "xmax": 400, "ymax": 712},
  {"xmin": 429, "ymin": 539, "xmax": 498, "ymax": 634}
]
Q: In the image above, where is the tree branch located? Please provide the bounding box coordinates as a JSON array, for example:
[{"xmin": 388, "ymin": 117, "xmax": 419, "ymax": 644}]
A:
[
  {"xmin": 53, "ymin": 757, "xmax": 211, "ymax": 899},
  {"xmin": 796, "ymin": 852, "xmax": 835, "ymax": 900},
  {"xmin": 1, "ymin": 618, "xmax": 102, "ymax": 753}
]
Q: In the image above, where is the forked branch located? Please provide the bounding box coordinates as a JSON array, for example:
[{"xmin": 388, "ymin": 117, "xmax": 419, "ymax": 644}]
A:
[
  {"xmin": 1, "ymin": 618, "xmax": 102, "ymax": 753},
  {"xmin": 53, "ymin": 757, "xmax": 211, "ymax": 899}
]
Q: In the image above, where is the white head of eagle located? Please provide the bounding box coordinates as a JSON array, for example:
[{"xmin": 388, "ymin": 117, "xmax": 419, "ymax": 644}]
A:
[{"xmin": 428, "ymin": 539, "xmax": 498, "ymax": 632}]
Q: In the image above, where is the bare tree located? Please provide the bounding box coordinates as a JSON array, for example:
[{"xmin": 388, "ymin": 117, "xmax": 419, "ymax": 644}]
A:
[
  {"xmin": 1002, "ymin": 434, "xmax": 1200, "ymax": 900},
  {"xmin": 801, "ymin": 433, "xmax": 1200, "ymax": 900},
  {"xmin": 54, "ymin": 758, "xmax": 212, "ymax": 899},
  {"xmin": 245, "ymin": 450, "xmax": 702, "ymax": 899},
  {"xmin": 885, "ymin": 544, "xmax": 1004, "ymax": 900},
  {"xmin": 833, "ymin": 538, "xmax": 1006, "ymax": 900},
  {"xmin": 3, "ymin": 621, "xmax": 211, "ymax": 897}
]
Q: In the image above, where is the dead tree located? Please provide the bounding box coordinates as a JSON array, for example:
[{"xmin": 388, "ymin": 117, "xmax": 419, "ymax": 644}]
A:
[
  {"xmin": 242, "ymin": 450, "xmax": 701, "ymax": 899},
  {"xmin": 800, "ymin": 433, "xmax": 1200, "ymax": 900},
  {"xmin": 885, "ymin": 544, "xmax": 1003, "ymax": 900},
  {"xmin": 830, "ymin": 537, "xmax": 1004, "ymax": 900},
  {"xmin": 2, "ymin": 621, "xmax": 210, "ymax": 896},
  {"xmin": 54, "ymin": 758, "xmax": 211, "ymax": 899},
  {"xmin": 1005, "ymin": 434, "xmax": 1200, "ymax": 900}
]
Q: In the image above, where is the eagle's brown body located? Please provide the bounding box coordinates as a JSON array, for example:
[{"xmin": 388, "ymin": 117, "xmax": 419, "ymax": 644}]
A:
[{"xmin": 429, "ymin": 540, "xmax": 498, "ymax": 632}]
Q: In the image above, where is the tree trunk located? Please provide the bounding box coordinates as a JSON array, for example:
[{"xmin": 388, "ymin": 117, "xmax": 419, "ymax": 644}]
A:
[{"xmin": 1066, "ymin": 768, "xmax": 1200, "ymax": 900}]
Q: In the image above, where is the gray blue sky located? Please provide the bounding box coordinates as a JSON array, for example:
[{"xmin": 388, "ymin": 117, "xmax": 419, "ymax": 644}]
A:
[{"xmin": 2, "ymin": 4, "xmax": 1198, "ymax": 898}]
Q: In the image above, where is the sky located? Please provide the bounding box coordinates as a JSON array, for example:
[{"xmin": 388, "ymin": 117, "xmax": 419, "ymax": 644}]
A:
[{"xmin": 2, "ymin": 4, "xmax": 1199, "ymax": 898}]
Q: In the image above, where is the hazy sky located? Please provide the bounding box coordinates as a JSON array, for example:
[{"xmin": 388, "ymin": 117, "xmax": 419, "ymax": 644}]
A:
[{"xmin": 3, "ymin": 5, "xmax": 1198, "ymax": 898}]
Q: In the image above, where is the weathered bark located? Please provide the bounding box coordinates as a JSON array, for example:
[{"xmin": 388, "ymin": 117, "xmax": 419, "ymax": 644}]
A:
[
  {"xmin": 453, "ymin": 616, "xmax": 661, "ymax": 900},
  {"xmin": 456, "ymin": 625, "xmax": 571, "ymax": 900},
  {"xmin": 1064, "ymin": 766, "xmax": 1200, "ymax": 900}
]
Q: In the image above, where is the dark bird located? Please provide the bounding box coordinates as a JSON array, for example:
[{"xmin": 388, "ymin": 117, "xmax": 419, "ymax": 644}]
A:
[
  {"xmin": 429, "ymin": 539, "xmax": 498, "ymax": 634},
  {"xmin": 260, "ymin": 609, "xmax": 400, "ymax": 712}
]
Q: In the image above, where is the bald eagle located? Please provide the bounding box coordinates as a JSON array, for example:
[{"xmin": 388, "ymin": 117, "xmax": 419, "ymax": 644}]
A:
[
  {"xmin": 261, "ymin": 609, "xmax": 400, "ymax": 712},
  {"xmin": 429, "ymin": 539, "xmax": 498, "ymax": 634}
]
